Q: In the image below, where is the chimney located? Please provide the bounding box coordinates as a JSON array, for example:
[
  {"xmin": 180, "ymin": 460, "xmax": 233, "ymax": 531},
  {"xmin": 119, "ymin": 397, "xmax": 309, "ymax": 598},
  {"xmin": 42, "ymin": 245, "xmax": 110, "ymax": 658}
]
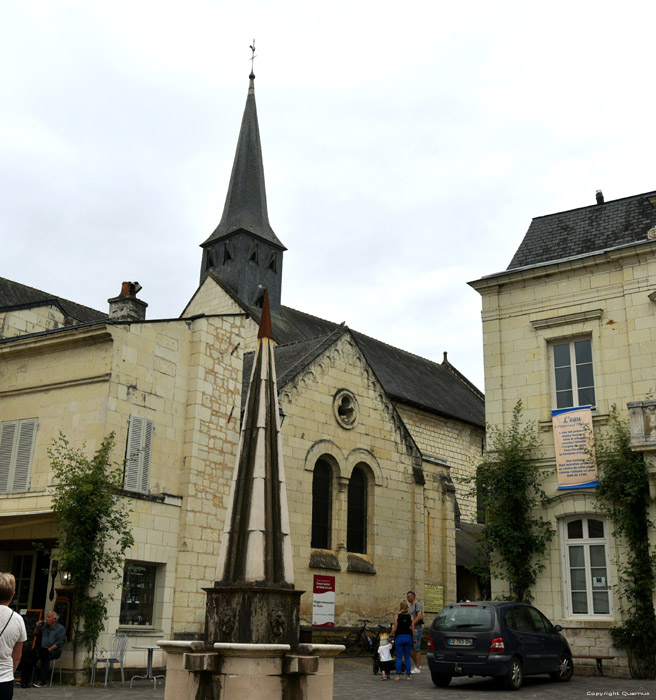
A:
[
  {"xmin": 107, "ymin": 281, "xmax": 148, "ymax": 321},
  {"xmin": 596, "ymin": 190, "xmax": 604, "ymax": 205}
]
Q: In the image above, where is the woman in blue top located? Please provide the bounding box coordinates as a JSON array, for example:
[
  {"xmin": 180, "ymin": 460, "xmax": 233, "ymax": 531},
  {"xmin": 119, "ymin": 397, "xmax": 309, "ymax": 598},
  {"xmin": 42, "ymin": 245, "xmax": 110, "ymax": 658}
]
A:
[{"xmin": 390, "ymin": 599, "xmax": 415, "ymax": 681}]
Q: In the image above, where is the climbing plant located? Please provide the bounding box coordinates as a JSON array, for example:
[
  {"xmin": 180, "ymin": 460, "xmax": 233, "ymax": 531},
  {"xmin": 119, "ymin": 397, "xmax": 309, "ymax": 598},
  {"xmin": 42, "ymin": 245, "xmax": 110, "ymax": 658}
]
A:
[
  {"xmin": 594, "ymin": 407, "xmax": 656, "ymax": 679},
  {"xmin": 468, "ymin": 401, "xmax": 554, "ymax": 603},
  {"xmin": 48, "ymin": 433, "xmax": 134, "ymax": 667}
]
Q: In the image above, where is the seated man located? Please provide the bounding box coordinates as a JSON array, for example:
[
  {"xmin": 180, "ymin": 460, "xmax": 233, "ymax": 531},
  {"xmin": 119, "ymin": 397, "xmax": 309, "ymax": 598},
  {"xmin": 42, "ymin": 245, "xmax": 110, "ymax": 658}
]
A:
[{"xmin": 32, "ymin": 612, "xmax": 66, "ymax": 687}]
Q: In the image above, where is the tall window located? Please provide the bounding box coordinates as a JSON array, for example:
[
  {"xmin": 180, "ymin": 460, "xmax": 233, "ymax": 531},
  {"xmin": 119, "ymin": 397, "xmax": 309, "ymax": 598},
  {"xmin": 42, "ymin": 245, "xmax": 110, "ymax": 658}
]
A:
[
  {"xmin": 0, "ymin": 418, "xmax": 38, "ymax": 493},
  {"xmin": 124, "ymin": 416, "xmax": 153, "ymax": 493},
  {"xmin": 552, "ymin": 339, "xmax": 596, "ymax": 409},
  {"xmin": 119, "ymin": 562, "xmax": 158, "ymax": 626},
  {"xmin": 347, "ymin": 466, "xmax": 367, "ymax": 554},
  {"xmin": 311, "ymin": 459, "xmax": 332, "ymax": 549},
  {"xmin": 563, "ymin": 517, "xmax": 611, "ymax": 616}
]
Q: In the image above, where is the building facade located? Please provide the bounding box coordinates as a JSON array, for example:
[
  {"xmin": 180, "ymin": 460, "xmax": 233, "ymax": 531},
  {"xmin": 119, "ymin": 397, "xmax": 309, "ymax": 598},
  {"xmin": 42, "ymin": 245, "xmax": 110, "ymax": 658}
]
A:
[
  {"xmin": 0, "ymin": 74, "xmax": 484, "ymax": 672},
  {"xmin": 470, "ymin": 189, "xmax": 656, "ymax": 676}
]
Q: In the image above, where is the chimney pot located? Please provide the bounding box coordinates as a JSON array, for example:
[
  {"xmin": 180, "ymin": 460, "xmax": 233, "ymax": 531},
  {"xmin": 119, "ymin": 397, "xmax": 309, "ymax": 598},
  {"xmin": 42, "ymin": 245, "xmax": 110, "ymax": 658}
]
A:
[
  {"xmin": 108, "ymin": 281, "xmax": 148, "ymax": 321},
  {"xmin": 596, "ymin": 190, "xmax": 604, "ymax": 205}
]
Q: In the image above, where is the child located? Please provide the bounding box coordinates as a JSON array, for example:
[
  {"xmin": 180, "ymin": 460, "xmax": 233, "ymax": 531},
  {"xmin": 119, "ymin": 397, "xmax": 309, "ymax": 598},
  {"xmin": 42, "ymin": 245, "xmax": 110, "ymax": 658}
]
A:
[{"xmin": 377, "ymin": 633, "xmax": 394, "ymax": 680}]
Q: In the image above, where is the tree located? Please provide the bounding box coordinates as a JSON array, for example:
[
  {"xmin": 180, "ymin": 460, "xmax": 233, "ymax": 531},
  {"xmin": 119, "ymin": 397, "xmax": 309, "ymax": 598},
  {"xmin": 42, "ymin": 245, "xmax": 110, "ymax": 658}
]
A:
[
  {"xmin": 48, "ymin": 433, "xmax": 134, "ymax": 667},
  {"xmin": 469, "ymin": 401, "xmax": 554, "ymax": 603},
  {"xmin": 594, "ymin": 408, "xmax": 656, "ymax": 679}
]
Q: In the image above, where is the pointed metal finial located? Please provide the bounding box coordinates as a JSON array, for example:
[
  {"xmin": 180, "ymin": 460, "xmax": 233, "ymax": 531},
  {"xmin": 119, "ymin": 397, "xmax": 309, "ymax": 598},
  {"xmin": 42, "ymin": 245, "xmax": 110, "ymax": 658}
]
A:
[{"xmin": 249, "ymin": 39, "xmax": 256, "ymax": 76}]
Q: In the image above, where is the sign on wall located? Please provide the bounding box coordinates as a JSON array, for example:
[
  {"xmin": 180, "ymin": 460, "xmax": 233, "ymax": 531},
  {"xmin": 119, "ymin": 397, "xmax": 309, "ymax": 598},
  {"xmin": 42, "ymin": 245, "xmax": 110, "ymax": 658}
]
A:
[
  {"xmin": 552, "ymin": 406, "xmax": 598, "ymax": 489},
  {"xmin": 424, "ymin": 584, "xmax": 444, "ymax": 613},
  {"xmin": 312, "ymin": 575, "xmax": 335, "ymax": 627}
]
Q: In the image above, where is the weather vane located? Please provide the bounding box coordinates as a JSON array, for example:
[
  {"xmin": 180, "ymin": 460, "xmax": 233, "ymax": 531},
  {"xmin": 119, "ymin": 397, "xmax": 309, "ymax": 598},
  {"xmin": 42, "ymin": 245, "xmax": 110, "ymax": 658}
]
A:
[{"xmin": 249, "ymin": 40, "xmax": 256, "ymax": 74}]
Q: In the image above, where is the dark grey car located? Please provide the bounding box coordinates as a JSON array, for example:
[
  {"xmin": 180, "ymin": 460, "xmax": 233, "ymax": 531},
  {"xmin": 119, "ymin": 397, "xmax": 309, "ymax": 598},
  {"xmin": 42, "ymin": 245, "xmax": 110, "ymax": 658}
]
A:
[{"xmin": 427, "ymin": 601, "xmax": 573, "ymax": 690}]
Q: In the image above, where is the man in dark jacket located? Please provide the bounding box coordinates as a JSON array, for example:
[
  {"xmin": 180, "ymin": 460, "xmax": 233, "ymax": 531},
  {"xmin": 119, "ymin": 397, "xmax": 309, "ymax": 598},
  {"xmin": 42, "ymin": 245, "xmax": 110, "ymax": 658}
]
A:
[{"xmin": 32, "ymin": 612, "xmax": 66, "ymax": 687}]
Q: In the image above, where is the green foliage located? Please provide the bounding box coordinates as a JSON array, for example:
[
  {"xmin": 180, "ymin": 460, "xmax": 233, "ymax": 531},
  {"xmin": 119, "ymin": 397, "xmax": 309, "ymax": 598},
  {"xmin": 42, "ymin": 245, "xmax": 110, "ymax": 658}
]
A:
[
  {"xmin": 48, "ymin": 433, "xmax": 134, "ymax": 663},
  {"xmin": 468, "ymin": 401, "xmax": 554, "ymax": 603},
  {"xmin": 594, "ymin": 408, "xmax": 656, "ymax": 679}
]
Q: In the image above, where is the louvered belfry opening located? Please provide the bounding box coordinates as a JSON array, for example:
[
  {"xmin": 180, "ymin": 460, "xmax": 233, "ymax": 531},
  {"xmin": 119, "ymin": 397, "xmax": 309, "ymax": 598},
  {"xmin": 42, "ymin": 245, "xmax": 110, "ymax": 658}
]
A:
[{"xmin": 205, "ymin": 290, "xmax": 302, "ymax": 647}]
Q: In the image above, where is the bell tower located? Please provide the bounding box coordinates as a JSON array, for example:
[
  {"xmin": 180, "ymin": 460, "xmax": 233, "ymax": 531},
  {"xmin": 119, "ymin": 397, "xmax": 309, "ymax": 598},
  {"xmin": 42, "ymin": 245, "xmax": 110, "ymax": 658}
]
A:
[{"xmin": 200, "ymin": 72, "xmax": 286, "ymax": 314}]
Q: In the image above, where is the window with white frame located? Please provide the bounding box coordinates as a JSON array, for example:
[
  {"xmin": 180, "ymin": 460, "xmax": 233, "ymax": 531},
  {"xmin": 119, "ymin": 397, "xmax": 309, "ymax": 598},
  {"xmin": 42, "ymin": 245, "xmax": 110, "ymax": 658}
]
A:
[
  {"xmin": 552, "ymin": 338, "xmax": 596, "ymax": 409},
  {"xmin": 0, "ymin": 418, "xmax": 38, "ymax": 493},
  {"xmin": 562, "ymin": 516, "xmax": 611, "ymax": 616},
  {"xmin": 124, "ymin": 416, "xmax": 153, "ymax": 493}
]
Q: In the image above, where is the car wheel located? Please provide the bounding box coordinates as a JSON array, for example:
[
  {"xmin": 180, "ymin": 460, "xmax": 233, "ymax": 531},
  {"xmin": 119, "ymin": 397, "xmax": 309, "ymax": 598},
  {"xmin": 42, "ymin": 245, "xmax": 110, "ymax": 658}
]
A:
[
  {"xmin": 549, "ymin": 654, "xmax": 573, "ymax": 682},
  {"xmin": 431, "ymin": 672, "xmax": 452, "ymax": 688},
  {"xmin": 503, "ymin": 657, "xmax": 523, "ymax": 690}
]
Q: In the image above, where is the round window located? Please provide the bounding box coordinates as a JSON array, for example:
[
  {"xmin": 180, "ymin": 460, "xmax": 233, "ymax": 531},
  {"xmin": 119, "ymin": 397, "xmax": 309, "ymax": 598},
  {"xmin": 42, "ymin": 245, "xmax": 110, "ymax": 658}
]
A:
[{"xmin": 333, "ymin": 389, "xmax": 359, "ymax": 429}]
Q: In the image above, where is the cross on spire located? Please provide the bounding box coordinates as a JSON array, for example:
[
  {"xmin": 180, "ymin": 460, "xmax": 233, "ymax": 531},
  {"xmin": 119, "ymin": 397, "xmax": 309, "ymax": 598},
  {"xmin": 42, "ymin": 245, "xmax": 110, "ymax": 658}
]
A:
[{"xmin": 249, "ymin": 39, "xmax": 256, "ymax": 75}]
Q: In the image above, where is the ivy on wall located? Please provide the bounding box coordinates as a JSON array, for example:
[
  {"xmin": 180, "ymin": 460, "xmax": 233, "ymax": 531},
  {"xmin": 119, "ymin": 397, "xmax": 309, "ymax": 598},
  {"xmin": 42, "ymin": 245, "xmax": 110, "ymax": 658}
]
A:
[
  {"xmin": 467, "ymin": 401, "xmax": 554, "ymax": 603},
  {"xmin": 49, "ymin": 433, "xmax": 134, "ymax": 668},
  {"xmin": 594, "ymin": 408, "xmax": 656, "ymax": 679}
]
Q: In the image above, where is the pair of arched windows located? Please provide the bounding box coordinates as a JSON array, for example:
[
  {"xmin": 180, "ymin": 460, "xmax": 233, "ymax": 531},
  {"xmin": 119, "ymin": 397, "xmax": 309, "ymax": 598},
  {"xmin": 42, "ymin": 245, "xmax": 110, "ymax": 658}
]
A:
[{"xmin": 311, "ymin": 459, "xmax": 368, "ymax": 554}]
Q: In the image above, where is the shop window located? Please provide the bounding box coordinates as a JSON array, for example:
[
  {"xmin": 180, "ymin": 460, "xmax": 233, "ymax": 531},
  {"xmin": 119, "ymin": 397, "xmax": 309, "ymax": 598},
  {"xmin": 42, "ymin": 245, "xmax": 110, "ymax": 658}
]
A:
[
  {"xmin": 552, "ymin": 339, "xmax": 596, "ymax": 409},
  {"xmin": 311, "ymin": 459, "xmax": 332, "ymax": 549},
  {"xmin": 119, "ymin": 562, "xmax": 158, "ymax": 626},
  {"xmin": 124, "ymin": 416, "xmax": 153, "ymax": 493},
  {"xmin": 0, "ymin": 418, "xmax": 38, "ymax": 493},
  {"xmin": 347, "ymin": 466, "xmax": 368, "ymax": 554},
  {"xmin": 562, "ymin": 516, "xmax": 612, "ymax": 616}
]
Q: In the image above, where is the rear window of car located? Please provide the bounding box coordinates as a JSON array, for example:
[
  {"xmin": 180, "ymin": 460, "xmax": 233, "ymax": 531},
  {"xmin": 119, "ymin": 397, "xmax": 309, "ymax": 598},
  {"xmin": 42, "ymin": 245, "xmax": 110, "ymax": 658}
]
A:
[{"xmin": 432, "ymin": 605, "xmax": 495, "ymax": 632}]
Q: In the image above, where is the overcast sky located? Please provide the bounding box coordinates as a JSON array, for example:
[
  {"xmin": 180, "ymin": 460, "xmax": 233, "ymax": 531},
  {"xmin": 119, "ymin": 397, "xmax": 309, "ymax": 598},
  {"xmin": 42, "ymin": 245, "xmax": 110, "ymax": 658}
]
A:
[{"xmin": 2, "ymin": 0, "xmax": 655, "ymax": 391}]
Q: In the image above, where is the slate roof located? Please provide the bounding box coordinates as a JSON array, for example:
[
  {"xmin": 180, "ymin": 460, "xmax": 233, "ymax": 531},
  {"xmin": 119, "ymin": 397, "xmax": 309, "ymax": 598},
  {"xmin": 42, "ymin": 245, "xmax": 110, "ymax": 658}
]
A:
[
  {"xmin": 242, "ymin": 304, "xmax": 485, "ymax": 428},
  {"xmin": 508, "ymin": 190, "xmax": 656, "ymax": 270},
  {"xmin": 201, "ymin": 75, "xmax": 285, "ymax": 251},
  {"xmin": 0, "ymin": 277, "xmax": 107, "ymax": 324}
]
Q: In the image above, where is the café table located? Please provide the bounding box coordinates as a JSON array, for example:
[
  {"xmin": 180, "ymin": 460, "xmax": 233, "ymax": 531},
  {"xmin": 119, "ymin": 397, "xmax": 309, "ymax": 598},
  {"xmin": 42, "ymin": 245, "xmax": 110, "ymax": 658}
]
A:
[{"xmin": 129, "ymin": 645, "xmax": 166, "ymax": 688}]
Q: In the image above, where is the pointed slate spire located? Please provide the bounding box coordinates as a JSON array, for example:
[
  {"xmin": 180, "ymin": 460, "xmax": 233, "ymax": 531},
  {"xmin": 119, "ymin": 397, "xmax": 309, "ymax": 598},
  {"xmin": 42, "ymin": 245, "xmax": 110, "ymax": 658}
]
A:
[
  {"xmin": 203, "ymin": 74, "xmax": 285, "ymax": 249},
  {"xmin": 215, "ymin": 288, "xmax": 294, "ymax": 587}
]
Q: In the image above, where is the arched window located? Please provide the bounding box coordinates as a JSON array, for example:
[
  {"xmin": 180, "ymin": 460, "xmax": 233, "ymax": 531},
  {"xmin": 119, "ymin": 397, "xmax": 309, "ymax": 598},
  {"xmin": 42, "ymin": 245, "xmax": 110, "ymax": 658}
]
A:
[
  {"xmin": 311, "ymin": 459, "xmax": 332, "ymax": 549},
  {"xmin": 562, "ymin": 516, "xmax": 611, "ymax": 616},
  {"xmin": 347, "ymin": 466, "xmax": 367, "ymax": 554}
]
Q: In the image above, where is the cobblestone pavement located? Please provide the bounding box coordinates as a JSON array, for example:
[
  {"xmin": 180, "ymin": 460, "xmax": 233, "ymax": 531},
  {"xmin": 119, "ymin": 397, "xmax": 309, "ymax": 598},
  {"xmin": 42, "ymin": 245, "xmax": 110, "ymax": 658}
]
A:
[
  {"xmin": 332, "ymin": 657, "xmax": 654, "ymax": 700},
  {"xmin": 11, "ymin": 657, "xmax": 655, "ymax": 699}
]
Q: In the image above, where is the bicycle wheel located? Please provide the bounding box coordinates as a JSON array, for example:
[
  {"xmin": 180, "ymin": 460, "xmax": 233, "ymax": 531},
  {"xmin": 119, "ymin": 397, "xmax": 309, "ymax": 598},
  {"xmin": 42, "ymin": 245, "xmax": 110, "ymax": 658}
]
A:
[{"xmin": 342, "ymin": 632, "xmax": 359, "ymax": 656}]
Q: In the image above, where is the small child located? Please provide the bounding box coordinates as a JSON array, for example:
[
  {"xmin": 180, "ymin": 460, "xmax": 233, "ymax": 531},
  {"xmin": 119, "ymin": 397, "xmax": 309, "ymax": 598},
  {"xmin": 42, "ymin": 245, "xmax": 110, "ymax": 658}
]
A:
[{"xmin": 377, "ymin": 634, "xmax": 394, "ymax": 680}]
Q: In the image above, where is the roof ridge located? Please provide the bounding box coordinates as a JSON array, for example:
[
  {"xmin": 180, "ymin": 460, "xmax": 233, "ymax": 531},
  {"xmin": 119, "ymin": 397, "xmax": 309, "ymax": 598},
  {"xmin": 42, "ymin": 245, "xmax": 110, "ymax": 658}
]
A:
[
  {"xmin": 276, "ymin": 326, "xmax": 347, "ymax": 387},
  {"xmin": 274, "ymin": 325, "xmax": 345, "ymax": 350},
  {"xmin": 531, "ymin": 189, "xmax": 656, "ymax": 221}
]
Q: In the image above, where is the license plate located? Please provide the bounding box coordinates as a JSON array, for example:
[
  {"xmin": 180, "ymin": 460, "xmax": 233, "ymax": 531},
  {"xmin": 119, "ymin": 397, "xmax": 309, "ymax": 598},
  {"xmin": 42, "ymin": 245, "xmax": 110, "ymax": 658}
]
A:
[{"xmin": 447, "ymin": 638, "xmax": 473, "ymax": 647}]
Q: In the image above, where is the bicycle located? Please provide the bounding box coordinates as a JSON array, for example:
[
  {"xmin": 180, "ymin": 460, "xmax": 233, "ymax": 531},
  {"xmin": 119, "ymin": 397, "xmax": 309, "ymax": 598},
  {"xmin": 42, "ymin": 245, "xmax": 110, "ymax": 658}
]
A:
[{"xmin": 341, "ymin": 619, "xmax": 379, "ymax": 657}]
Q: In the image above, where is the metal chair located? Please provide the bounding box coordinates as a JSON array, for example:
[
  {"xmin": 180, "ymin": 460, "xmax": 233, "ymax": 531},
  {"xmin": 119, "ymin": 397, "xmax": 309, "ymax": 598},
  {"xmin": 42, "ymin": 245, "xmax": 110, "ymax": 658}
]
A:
[
  {"xmin": 49, "ymin": 656, "xmax": 62, "ymax": 686},
  {"xmin": 90, "ymin": 633, "xmax": 129, "ymax": 687}
]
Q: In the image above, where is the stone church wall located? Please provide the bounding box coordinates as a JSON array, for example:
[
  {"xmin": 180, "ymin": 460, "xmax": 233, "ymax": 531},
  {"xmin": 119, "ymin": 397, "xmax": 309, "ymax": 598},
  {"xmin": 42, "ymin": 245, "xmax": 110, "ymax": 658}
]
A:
[
  {"xmin": 278, "ymin": 332, "xmax": 458, "ymax": 625},
  {"xmin": 395, "ymin": 404, "xmax": 483, "ymax": 522}
]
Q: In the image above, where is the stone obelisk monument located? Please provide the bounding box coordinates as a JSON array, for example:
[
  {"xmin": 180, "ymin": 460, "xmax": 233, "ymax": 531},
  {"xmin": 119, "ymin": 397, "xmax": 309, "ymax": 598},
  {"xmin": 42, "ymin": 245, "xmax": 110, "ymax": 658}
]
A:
[
  {"xmin": 159, "ymin": 290, "xmax": 342, "ymax": 699},
  {"xmin": 205, "ymin": 288, "xmax": 302, "ymax": 645}
]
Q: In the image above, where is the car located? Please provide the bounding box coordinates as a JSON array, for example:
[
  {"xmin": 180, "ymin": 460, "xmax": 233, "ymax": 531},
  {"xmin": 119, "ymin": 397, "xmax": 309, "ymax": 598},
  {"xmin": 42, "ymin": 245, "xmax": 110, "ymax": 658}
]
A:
[{"xmin": 427, "ymin": 601, "xmax": 573, "ymax": 690}]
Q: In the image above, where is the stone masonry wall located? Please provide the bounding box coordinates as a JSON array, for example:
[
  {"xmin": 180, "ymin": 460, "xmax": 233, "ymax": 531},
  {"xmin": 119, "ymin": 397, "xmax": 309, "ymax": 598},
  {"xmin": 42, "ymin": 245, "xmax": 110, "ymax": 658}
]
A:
[{"xmin": 395, "ymin": 404, "xmax": 484, "ymax": 523}]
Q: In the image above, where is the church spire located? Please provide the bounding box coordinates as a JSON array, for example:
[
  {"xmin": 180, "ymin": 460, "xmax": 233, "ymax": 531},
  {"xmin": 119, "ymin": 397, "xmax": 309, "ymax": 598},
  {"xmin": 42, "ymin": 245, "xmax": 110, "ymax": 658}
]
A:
[
  {"xmin": 200, "ymin": 70, "xmax": 286, "ymax": 314},
  {"xmin": 204, "ymin": 72, "xmax": 283, "ymax": 248}
]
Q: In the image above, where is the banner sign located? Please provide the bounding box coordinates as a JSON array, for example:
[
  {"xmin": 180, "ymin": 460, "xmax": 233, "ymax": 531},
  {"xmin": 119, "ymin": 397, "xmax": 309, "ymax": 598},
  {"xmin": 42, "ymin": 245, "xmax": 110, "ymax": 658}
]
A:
[
  {"xmin": 312, "ymin": 575, "xmax": 335, "ymax": 627},
  {"xmin": 552, "ymin": 405, "xmax": 597, "ymax": 489}
]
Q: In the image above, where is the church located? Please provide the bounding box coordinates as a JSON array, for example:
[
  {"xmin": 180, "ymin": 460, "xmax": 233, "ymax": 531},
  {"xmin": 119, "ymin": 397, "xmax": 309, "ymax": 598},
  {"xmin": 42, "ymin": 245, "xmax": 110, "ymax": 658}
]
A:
[{"xmin": 0, "ymin": 72, "xmax": 484, "ymax": 670}]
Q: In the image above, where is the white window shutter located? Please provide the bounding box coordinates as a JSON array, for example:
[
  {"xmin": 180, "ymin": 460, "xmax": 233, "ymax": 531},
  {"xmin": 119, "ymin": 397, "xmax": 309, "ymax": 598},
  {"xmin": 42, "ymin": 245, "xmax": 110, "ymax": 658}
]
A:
[
  {"xmin": 0, "ymin": 419, "xmax": 37, "ymax": 493},
  {"xmin": 0, "ymin": 422, "xmax": 17, "ymax": 494},
  {"xmin": 13, "ymin": 419, "xmax": 37, "ymax": 492},
  {"xmin": 125, "ymin": 416, "xmax": 153, "ymax": 493},
  {"xmin": 140, "ymin": 419, "xmax": 153, "ymax": 493}
]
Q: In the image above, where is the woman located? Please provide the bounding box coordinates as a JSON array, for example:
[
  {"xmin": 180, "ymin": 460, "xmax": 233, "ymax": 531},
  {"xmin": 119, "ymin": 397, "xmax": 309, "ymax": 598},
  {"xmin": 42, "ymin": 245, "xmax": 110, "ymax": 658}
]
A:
[
  {"xmin": 390, "ymin": 598, "xmax": 414, "ymax": 681},
  {"xmin": 0, "ymin": 573, "xmax": 26, "ymax": 699}
]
